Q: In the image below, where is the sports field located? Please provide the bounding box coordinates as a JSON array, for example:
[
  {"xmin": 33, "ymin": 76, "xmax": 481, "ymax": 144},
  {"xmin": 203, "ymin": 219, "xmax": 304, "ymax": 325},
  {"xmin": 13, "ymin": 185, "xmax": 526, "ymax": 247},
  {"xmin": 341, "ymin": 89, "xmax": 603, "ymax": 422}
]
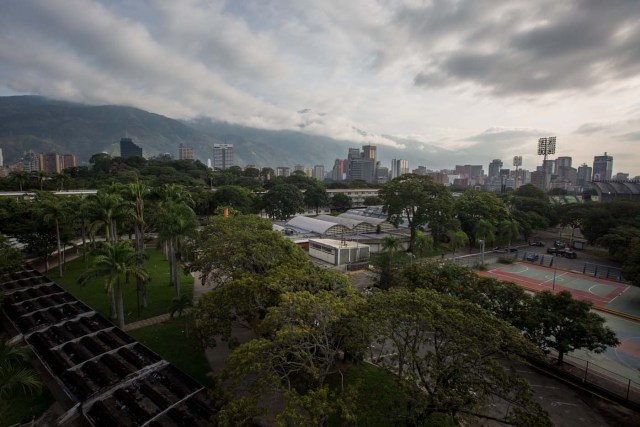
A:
[
  {"xmin": 481, "ymin": 262, "xmax": 640, "ymax": 318},
  {"xmin": 480, "ymin": 262, "xmax": 640, "ymax": 383}
]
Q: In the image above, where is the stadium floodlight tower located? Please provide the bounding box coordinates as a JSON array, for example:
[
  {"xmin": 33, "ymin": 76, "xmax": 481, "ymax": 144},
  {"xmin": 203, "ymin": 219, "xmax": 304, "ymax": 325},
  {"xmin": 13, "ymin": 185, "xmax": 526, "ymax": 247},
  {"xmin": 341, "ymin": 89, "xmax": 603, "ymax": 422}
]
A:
[
  {"xmin": 513, "ymin": 155, "xmax": 522, "ymax": 189},
  {"xmin": 537, "ymin": 137, "xmax": 556, "ymax": 191}
]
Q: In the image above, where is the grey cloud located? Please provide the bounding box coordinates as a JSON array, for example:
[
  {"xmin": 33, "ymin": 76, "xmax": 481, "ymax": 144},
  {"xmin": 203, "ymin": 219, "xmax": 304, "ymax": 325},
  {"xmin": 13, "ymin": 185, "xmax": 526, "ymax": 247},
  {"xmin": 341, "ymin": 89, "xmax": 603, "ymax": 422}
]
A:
[
  {"xmin": 464, "ymin": 128, "xmax": 547, "ymax": 144},
  {"xmin": 617, "ymin": 131, "xmax": 640, "ymax": 141},
  {"xmin": 408, "ymin": 0, "xmax": 640, "ymax": 95},
  {"xmin": 573, "ymin": 123, "xmax": 612, "ymax": 135}
]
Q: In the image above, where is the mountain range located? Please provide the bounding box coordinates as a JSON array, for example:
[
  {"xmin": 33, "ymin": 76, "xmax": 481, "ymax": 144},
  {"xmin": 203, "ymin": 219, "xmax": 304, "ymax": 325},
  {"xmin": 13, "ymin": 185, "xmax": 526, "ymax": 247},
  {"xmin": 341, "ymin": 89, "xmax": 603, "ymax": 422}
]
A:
[{"xmin": 0, "ymin": 96, "xmax": 477, "ymax": 170}]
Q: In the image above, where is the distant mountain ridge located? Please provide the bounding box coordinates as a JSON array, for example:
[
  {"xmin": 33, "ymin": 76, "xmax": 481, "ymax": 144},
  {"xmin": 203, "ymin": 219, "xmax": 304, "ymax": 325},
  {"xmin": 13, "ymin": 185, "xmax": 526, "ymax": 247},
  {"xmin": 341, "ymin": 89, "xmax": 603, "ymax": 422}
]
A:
[
  {"xmin": 0, "ymin": 96, "xmax": 355, "ymax": 167},
  {"xmin": 0, "ymin": 95, "xmax": 474, "ymax": 170}
]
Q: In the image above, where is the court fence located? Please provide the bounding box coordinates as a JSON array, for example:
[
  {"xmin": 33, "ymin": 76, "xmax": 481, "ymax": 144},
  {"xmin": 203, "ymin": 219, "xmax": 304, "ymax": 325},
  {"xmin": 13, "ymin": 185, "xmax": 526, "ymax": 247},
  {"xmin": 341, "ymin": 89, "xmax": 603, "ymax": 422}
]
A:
[{"xmin": 541, "ymin": 351, "xmax": 640, "ymax": 408}]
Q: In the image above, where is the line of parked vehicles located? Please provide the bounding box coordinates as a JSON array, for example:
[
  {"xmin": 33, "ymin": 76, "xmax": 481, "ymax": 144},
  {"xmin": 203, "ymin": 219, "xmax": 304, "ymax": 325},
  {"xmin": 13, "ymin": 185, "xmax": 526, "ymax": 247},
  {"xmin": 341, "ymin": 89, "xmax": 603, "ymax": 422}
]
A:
[{"xmin": 492, "ymin": 239, "xmax": 578, "ymax": 260}]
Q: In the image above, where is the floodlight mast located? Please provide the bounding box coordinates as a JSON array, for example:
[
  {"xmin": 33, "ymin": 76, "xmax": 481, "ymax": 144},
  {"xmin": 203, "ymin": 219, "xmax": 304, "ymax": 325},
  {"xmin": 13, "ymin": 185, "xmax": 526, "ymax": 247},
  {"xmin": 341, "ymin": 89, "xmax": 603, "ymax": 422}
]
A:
[
  {"xmin": 537, "ymin": 137, "xmax": 556, "ymax": 191},
  {"xmin": 513, "ymin": 155, "xmax": 522, "ymax": 189}
]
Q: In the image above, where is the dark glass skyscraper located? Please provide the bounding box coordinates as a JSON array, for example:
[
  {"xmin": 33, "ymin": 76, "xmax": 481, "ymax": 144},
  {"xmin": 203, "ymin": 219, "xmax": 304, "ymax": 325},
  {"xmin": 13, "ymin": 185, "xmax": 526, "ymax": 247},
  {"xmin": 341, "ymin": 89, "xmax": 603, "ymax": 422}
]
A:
[{"xmin": 120, "ymin": 137, "xmax": 142, "ymax": 158}]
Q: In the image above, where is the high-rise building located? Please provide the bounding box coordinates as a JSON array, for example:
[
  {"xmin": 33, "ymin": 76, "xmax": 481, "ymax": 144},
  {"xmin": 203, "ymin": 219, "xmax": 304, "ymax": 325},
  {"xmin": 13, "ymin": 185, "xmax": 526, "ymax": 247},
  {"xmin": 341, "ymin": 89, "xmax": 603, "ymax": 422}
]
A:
[
  {"xmin": 331, "ymin": 159, "xmax": 345, "ymax": 181},
  {"xmin": 0, "ymin": 148, "xmax": 3, "ymax": 166},
  {"xmin": 213, "ymin": 144, "xmax": 234, "ymax": 170},
  {"xmin": 376, "ymin": 166, "xmax": 389, "ymax": 184},
  {"xmin": 555, "ymin": 156, "xmax": 574, "ymax": 183},
  {"xmin": 61, "ymin": 153, "xmax": 76, "ymax": 170},
  {"xmin": 542, "ymin": 159, "xmax": 556, "ymax": 175},
  {"xmin": 530, "ymin": 170, "xmax": 546, "ymax": 190},
  {"xmin": 391, "ymin": 159, "xmax": 409, "ymax": 179},
  {"xmin": 455, "ymin": 165, "xmax": 484, "ymax": 179},
  {"xmin": 593, "ymin": 152, "xmax": 613, "ymax": 181},
  {"xmin": 312, "ymin": 165, "xmax": 325, "ymax": 181},
  {"xmin": 178, "ymin": 144, "xmax": 194, "ymax": 160},
  {"xmin": 346, "ymin": 145, "xmax": 377, "ymax": 183},
  {"xmin": 412, "ymin": 166, "xmax": 428, "ymax": 175},
  {"xmin": 294, "ymin": 164, "xmax": 305, "ymax": 173},
  {"xmin": 362, "ymin": 145, "xmax": 377, "ymax": 162},
  {"xmin": 120, "ymin": 137, "xmax": 143, "ymax": 158},
  {"xmin": 488, "ymin": 159, "xmax": 502, "ymax": 179},
  {"xmin": 276, "ymin": 166, "xmax": 291, "ymax": 177},
  {"xmin": 41, "ymin": 152, "xmax": 61, "ymax": 174},
  {"xmin": 577, "ymin": 163, "xmax": 592, "ymax": 187},
  {"xmin": 22, "ymin": 151, "xmax": 39, "ymax": 173}
]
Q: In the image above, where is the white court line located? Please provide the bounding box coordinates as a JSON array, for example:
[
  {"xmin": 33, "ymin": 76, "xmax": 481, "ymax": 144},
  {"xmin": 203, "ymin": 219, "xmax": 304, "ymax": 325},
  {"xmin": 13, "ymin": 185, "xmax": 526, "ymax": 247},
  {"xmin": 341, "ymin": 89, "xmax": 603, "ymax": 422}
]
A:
[
  {"xmin": 508, "ymin": 266, "xmax": 529, "ymax": 274},
  {"xmin": 608, "ymin": 285, "xmax": 631, "ymax": 304},
  {"xmin": 588, "ymin": 284, "xmax": 601, "ymax": 294},
  {"xmin": 540, "ymin": 271, "xmax": 568, "ymax": 286}
]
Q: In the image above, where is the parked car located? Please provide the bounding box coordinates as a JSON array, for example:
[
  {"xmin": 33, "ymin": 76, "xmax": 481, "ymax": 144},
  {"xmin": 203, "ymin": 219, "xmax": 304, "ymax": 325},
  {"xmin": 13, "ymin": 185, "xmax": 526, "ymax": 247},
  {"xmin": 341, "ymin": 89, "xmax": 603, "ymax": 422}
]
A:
[
  {"xmin": 493, "ymin": 246, "xmax": 518, "ymax": 253},
  {"xmin": 525, "ymin": 253, "xmax": 539, "ymax": 261},
  {"xmin": 529, "ymin": 240, "xmax": 544, "ymax": 247},
  {"xmin": 547, "ymin": 247, "xmax": 578, "ymax": 258}
]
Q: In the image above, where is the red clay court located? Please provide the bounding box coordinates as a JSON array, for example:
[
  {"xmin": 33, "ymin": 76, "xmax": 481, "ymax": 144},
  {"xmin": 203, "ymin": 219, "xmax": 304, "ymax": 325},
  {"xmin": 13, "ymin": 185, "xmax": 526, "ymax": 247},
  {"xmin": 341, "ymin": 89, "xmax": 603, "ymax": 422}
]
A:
[{"xmin": 480, "ymin": 262, "xmax": 638, "ymax": 317}]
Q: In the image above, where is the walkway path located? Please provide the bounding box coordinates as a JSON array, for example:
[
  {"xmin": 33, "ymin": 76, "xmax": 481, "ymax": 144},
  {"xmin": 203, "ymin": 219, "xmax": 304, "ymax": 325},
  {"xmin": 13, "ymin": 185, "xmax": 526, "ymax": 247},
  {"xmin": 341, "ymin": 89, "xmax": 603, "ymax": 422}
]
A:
[{"xmin": 123, "ymin": 313, "xmax": 172, "ymax": 331}]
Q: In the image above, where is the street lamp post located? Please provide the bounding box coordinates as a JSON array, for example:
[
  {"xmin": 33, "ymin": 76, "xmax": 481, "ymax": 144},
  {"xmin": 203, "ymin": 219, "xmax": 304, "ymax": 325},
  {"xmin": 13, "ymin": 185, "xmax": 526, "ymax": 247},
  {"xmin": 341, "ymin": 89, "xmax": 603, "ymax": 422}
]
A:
[
  {"xmin": 553, "ymin": 268, "xmax": 557, "ymax": 292},
  {"xmin": 479, "ymin": 239, "xmax": 485, "ymax": 266}
]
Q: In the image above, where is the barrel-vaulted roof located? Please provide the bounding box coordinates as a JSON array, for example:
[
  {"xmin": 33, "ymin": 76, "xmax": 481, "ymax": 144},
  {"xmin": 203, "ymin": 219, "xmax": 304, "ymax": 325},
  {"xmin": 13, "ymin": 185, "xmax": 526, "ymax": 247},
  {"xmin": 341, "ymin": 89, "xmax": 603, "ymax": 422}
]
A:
[{"xmin": 286, "ymin": 216, "xmax": 348, "ymax": 235}]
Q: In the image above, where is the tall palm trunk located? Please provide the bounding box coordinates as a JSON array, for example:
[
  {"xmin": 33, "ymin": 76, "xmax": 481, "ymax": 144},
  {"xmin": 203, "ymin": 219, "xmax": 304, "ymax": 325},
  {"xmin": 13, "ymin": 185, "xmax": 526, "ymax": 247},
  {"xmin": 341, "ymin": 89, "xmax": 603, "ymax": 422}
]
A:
[
  {"xmin": 81, "ymin": 221, "xmax": 88, "ymax": 269},
  {"xmin": 174, "ymin": 238, "xmax": 181, "ymax": 297},
  {"xmin": 55, "ymin": 219, "xmax": 63, "ymax": 278},
  {"xmin": 168, "ymin": 239, "xmax": 176, "ymax": 287},
  {"xmin": 134, "ymin": 223, "xmax": 148, "ymax": 308},
  {"xmin": 116, "ymin": 279, "xmax": 125, "ymax": 329}
]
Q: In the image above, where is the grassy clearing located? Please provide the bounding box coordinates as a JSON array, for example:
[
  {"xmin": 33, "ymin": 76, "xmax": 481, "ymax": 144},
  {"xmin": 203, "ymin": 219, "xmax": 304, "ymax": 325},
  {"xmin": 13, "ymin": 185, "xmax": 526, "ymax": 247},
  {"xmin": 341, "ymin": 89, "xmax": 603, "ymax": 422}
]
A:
[
  {"xmin": 1, "ymin": 388, "xmax": 55, "ymax": 426},
  {"xmin": 128, "ymin": 316, "xmax": 213, "ymax": 388},
  {"xmin": 53, "ymin": 249, "xmax": 193, "ymax": 324},
  {"xmin": 328, "ymin": 362, "xmax": 410, "ymax": 426}
]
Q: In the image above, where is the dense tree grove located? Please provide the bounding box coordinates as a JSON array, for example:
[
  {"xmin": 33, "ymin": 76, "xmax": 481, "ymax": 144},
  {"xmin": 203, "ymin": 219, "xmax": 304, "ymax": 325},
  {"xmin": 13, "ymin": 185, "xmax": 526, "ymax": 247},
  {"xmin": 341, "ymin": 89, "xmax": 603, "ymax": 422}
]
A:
[
  {"xmin": 0, "ymin": 153, "xmax": 631, "ymax": 425},
  {"xmin": 182, "ymin": 214, "xmax": 620, "ymax": 425},
  {"xmin": 556, "ymin": 199, "xmax": 640, "ymax": 286}
]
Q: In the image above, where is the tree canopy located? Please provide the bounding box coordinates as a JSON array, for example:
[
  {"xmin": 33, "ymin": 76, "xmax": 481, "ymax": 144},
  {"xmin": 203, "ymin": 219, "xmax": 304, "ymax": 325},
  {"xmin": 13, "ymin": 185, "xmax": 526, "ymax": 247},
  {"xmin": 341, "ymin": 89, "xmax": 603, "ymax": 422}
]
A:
[{"xmin": 379, "ymin": 174, "xmax": 454, "ymax": 252}]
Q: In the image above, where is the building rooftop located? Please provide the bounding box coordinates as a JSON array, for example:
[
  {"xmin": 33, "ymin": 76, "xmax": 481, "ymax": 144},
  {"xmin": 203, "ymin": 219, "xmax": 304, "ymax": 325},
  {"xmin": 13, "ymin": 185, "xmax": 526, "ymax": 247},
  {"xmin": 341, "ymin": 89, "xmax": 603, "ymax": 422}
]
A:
[{"xmin": 0, "ymin": 268, "xmax": 215, "ymax": 427}]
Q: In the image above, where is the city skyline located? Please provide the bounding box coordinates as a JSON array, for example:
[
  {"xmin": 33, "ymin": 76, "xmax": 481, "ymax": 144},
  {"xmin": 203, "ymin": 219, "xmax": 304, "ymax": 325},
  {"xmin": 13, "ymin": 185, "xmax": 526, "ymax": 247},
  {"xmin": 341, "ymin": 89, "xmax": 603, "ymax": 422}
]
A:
[{"xmin": 1, "ymin": 1, "xmax": 639, "ymax": 175}]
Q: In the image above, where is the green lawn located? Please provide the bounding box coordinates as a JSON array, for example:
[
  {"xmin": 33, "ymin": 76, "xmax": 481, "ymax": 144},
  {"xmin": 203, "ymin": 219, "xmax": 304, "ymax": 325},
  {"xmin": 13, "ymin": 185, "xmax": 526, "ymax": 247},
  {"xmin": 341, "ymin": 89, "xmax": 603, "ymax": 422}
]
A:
[
  {"xmin": 128, "ymin": 316, "xmax": 213, "ymax": 388},
  {"xmin": 1, "ymin": 388, "xmax": 55, "ymax": 426},
  {"xmin": 328, "ymin": 362, "xmax": 411, "ymax": 426},
  {"xmin": 53, "ymin": 249, "xmax": 193, "ymax": 325}
]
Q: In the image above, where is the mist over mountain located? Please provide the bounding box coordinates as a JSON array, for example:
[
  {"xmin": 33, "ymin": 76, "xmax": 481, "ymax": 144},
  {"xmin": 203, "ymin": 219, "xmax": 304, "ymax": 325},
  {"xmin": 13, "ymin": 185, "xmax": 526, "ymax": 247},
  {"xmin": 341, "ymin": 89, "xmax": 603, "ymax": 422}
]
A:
[{"xmin": 0, "ymin": 96, "xmax": 476, "ymax": 171}]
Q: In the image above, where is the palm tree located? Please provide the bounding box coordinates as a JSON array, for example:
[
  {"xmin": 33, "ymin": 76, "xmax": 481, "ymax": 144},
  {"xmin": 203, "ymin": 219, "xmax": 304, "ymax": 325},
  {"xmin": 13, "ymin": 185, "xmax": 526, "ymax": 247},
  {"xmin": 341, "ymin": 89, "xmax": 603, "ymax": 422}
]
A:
[
  {"xmin": 32, "ymin": 170, "xmax": 48, "ymax": 191},
  {"xmin": 69, "ymin": 196, "xmax": 91, "ymax": 269},
  {"xmin": 0, "ymin": 340, "xmax": 43, "ymax": 420},
  {"xmin": 55, "ymin": 171, "xmax": 69, "ymax": 191},
  {"xmin": 382, "ymin": 235, "xmax": 401, "ymax": 255},
  {"xmin": 125, "ymin": 182, "xmax": 151, "ymax": 308},
  {"xmin": 40, "ymin": 196, "xmax": 69, "ymax": 278},
  {"xmin": 169, "ymin": 294, "xmax": 193, "ymax": 318},
  {"xmin": 155, "ymin": 202, "xmax": 197, "ymax": 297},
  {"xmin": 413, "ymin": 231, "xmax": 434, "ymax": 257},
  {"xmin": 474, "ymin": 219, "xmax": 496, "ymax": 247},
  {"xmin": 499, "ymin": 219, "xmax": 521, "ymax": 253},
  {"xmin": 9, "ymin": 171, "xmax": 29, "ymax": 192},
  {"xmin": 78, "ymin": 241, "xmax": 149, "ymax": 329},
  {"xmin": 448, "ymin": 230, "xmax": 469, "ymax": 256},
  {"xmin": 87, "ymin": 191, "xmax": 127, "ymax": 243}
]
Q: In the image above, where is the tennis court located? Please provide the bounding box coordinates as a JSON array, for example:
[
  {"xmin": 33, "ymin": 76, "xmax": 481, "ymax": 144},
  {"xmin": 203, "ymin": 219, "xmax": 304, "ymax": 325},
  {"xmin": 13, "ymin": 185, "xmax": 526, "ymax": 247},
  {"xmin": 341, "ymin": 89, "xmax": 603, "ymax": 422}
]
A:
[{"xmin": 480, "ymin": 262, "xmax": 640, "ymax": 318}]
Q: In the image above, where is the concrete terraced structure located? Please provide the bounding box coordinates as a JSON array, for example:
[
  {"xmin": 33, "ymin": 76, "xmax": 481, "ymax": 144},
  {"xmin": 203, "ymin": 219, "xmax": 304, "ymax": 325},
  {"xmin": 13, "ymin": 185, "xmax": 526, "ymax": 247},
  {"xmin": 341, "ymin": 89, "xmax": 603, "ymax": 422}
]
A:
[{"xmin": 0, "ymin": 268, "xmax": 215, "ymax": 426}]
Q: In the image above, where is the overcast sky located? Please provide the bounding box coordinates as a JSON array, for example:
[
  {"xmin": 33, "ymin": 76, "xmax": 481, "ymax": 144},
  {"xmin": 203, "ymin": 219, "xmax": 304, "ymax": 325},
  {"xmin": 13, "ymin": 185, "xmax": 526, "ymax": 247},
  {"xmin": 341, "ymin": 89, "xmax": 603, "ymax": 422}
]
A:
[{"xmin": 2, "ymin": 0, "xmax": 639, "ymax": 175}]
